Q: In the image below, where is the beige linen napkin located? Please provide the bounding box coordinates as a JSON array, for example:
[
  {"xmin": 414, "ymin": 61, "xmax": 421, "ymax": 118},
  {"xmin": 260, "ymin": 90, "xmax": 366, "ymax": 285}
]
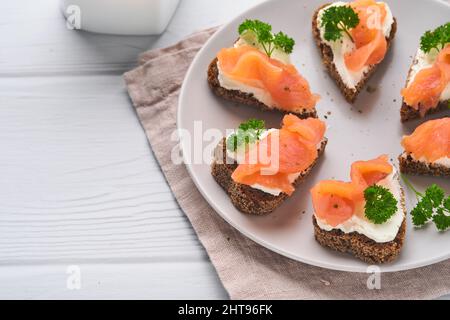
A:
[{"xmin": 124, "ymin": 28, "xmax": 450, "ymax": 300}]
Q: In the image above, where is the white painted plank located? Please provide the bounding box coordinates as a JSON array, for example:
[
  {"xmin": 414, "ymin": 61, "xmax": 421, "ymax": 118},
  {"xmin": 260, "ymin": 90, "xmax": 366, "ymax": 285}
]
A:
[
  {"xmin": 0, "ymin": 263, "xmax": 228, "ymax": 299},
  {"xmin": 0, "ymin": 0, "xmax": 240, "ymax": 295},
  {"xmin": 0, "ymin": 75, "xmax": 204, "ymax": 264},
  {"xmin": 0, "ymin": 0, "xmax": 265, "ymax": 75}
]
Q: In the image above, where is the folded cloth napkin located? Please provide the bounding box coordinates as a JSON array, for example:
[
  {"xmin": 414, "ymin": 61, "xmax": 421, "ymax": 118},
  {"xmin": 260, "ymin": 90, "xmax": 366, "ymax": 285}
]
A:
[{"xmin": 124, "ymin": 27, "xmax": 450, "ymax": 300}]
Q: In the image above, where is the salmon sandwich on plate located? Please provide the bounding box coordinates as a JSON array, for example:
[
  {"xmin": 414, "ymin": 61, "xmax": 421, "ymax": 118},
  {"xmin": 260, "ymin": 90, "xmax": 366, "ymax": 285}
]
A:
[
  {"xmin": 313, "ymin": 0, "xmax": 397, "ymax": 103},
  {"xmin": 400, "ymin": 23, "xmax": 450, "ymax": 122},
  {"xmin": 399, "ymin": 117, "xmax": 450, "ymax": 177},
  {"xmin": 310, "ymin": 155, "xmax": 406, "ymax": 263},
  {"xmin": 211, "ymin": 114, "xmax": 327, "ymax": 215},
  {"xmin": 208, "ymin": 19, "xmax": 320, "ymax": 118}
]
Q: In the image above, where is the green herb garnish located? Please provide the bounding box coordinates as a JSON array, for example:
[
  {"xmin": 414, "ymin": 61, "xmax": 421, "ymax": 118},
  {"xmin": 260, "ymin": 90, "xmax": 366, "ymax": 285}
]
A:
[
  {"xmin": 238, "ymin": 19, "xmax": 295, "ymax": 57},
  {"xmin": 402, "ymin": 175, "xmax": 450, "ymax": 231},
  {"xmin": 420, "ymin": 22, "xmax": 450, "ymax": 54},
  {"xmin": 364, "ymin": 185, "xmax": 398, "ymax": 224},
  {"xmin": 226, "ymin": 119, "xmax": 266, "ymax": 152},
  {"xmin": 320, "ymin": 6, "xmax": 359, "ymax": 42}
]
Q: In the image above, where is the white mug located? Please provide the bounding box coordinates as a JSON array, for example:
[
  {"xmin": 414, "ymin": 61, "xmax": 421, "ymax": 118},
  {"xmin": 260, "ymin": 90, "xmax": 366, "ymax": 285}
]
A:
[{"xmin": 60, "ymin": 0, "xmax": 180, "ymax": 35}]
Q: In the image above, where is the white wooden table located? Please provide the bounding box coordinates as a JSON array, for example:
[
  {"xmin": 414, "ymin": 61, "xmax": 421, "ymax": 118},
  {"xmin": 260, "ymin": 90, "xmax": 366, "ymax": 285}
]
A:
[{"xmin": 1, "ymin": 0, "xmax": 448, "ymax": 300}]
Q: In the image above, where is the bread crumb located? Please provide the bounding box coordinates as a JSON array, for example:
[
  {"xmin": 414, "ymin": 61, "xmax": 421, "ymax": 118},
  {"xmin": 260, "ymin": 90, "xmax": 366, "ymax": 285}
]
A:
[{"xmin": 366, "ymin": 85, "xmax": 377, "ymax": 93}]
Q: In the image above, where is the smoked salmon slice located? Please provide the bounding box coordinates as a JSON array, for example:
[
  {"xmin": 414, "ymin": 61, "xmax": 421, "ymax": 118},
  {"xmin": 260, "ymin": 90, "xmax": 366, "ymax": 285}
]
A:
[
  {"xmin": 350, "ymin": 155, "xmax": 392, "ymax": 191},
  {"xmin": 311, "ymin": 181, "xmax": 357, "ymax": 227},
  {"xmin": 401, "ymin": 45, "xmax": 450, "ymax": 115},
  {"xmin": 231, "ymin": 114, "xmax": 326, "ymax": 195},
  {"xmin": 350, "ymin": 0, "xmax": 387, "ymax": 48},
  {"xmin": 311, "ymin": 155, "xmax": 392, "ymax": 226},
  {"xmin": 344, "ymin": 0, "xmax": 388, "ymax": 71},
  {"xmin": 282, "ymin": 114, "xmax": 326, "ymax": 146},
  {"xmin": 217, "ymin": 45, "xmax": 320, "ymax": 110},
  {"xmin": 345, "ymin": 30, "xmax": 387, "ymax": 72},
  {"xmin": 401, "ymin": 118, "xmax": 450, "ymax": 162}
]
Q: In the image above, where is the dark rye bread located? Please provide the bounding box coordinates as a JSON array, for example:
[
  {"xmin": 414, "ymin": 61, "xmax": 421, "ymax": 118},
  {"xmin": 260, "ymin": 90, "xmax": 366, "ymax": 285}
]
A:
[
  {"xmin": 207, "ymin": 58, "xmax": 318, "ymax": 119},
  {"xmin": 313, "ymin": 215, "xmax": 406, "ymax": 264},
  {"xmin": 312, "ymin": 3, "xmax": 397, "ymax": 103},
  {"xmin": 400, "ymin": 54, "xmax": 449, "ymax": 122},
  {"xmin": 211, "ymin": 137, "xmax": 327, "ymax": 215},
  {"xmin": 398, "ymin": 152, "xmax": 450, "ymax": 177},
  {"xmin": 400, "ymin": 101, "xmax": 448, "ymax": 122}
]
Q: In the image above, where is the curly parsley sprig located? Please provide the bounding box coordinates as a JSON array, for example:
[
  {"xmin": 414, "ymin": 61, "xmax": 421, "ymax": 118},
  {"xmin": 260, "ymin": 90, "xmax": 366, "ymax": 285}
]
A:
[
  {"xmin": 320, "ymin": 5, "xmax": 360, "ymax": 43},
  {"xmin": 226, "ymin": 119, "xmax": 266, "ymax": 152},
  {"xmin": 420, "ymin": 22, "xmax": 450, "ymax": 54},
  {"xmin": 238, "ymin": 19, "xmax": 295, "ymax": 57},
  {"xmin": 402, "ymin": 175, "xmax": 450, "ymax": 231},
  {"xmin": 364, "ymin": 185, "xmax": 398, "ymax": 224}
]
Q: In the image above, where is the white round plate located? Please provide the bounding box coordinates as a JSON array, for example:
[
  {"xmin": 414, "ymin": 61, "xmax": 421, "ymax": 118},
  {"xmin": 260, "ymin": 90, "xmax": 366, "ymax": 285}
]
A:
[{"xmin": 178, "ymin": 0, "xmax": 450, "ymax": 272}]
